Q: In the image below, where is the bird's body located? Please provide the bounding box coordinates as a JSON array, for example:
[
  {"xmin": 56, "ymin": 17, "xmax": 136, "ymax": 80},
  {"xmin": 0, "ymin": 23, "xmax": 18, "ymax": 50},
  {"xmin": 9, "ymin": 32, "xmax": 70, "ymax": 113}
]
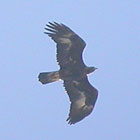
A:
[{"xmin": 38, "ymin": 22, "xmax": 98, "ymax": 124}]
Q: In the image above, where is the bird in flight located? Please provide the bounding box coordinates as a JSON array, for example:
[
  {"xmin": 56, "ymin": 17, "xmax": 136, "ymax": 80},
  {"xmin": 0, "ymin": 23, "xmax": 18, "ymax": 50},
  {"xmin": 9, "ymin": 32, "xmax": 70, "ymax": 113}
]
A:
[{"xmin": 38, "ymin": 22, "xmax": 98, "ymax": 125}]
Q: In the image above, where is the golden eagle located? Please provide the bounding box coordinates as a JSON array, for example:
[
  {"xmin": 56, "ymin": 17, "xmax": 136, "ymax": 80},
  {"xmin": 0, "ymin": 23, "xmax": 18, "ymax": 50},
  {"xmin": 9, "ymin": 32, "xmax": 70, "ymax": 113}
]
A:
[{"xmin": 38, "ymin": 22, "xmax": 98, "ymax": 125}]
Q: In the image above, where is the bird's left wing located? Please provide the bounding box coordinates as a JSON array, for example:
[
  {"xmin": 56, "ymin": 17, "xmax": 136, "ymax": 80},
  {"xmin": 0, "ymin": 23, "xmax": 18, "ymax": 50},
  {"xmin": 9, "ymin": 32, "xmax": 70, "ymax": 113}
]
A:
[{"xmin": 63, "ymin": 77, "xmax": 98, "ymax": 124}]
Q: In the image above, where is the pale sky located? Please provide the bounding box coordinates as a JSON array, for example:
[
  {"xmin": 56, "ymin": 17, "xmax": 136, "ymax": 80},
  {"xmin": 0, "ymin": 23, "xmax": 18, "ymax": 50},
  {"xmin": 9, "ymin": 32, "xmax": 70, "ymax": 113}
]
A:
[{"xmin": 0, "ymin": 0, "xmax": 140, "ymax": 140}]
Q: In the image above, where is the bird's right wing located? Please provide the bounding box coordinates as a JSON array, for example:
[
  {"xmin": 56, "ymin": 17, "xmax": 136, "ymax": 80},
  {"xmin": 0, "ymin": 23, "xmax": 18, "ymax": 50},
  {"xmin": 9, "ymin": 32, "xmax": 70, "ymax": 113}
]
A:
[{"xmin": 44, "ymin": 22, "xmax": 86, "ymax": 69}]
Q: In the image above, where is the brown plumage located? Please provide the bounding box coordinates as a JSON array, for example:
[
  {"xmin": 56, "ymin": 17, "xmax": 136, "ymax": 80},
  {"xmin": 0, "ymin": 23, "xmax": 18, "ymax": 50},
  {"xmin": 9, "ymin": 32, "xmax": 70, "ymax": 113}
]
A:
[{"xmin": 38, "ymin": 22, "xmax": 98, "ymax": 124}]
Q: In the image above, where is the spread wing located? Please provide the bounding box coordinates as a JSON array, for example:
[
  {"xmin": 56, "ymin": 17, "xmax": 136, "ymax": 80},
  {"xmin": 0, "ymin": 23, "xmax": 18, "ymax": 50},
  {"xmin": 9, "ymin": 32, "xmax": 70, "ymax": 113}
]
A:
[
  {"xmin": 63, "ymin": 77, "xmax": 98, "ymax": 124},
  {"xmin": 44, "ymin": 22, "xmax": 86, "ymax": 69}
]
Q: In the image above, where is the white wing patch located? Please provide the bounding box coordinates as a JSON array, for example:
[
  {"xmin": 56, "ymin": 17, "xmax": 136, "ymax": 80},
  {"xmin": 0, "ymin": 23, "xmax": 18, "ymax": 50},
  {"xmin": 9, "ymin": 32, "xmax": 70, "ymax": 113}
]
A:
[
  {"xmin": 59, "ymin": 37, "xmax": 72, "ymax": 46},
  {"xmin": 63, "ymin": 32, "xmax": 73, "ymax": 38},
  {"xmin": 74, "ymin": 91, "xmax": 86, "ymax": 109},
  {"xmin": 58, "ymin": 32, "xmax": 73, "ymax": 46},
  {"xmin": 73, "ymin": 80, "xmax": 80, "ymax": 85}
]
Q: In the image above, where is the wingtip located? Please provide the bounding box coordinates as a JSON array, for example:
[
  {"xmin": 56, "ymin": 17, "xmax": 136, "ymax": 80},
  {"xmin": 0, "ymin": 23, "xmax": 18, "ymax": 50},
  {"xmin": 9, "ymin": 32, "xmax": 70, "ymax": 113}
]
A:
[
  {"xmin": 44, "ymin": 32, "xmax": 49, "ymax": 35},
  {"xmin": 46, "ymin": 21, "xmax": 63, "ymax": 28},
  {"xmin": 48, "ymin": 21, "xmax": 53, "ymax": 25},
  {"xmin": 66, "ymin": 117, "xmax": 75, "ymax": 125},
  {"xmin": 48, "ymin": 21, "xmax": 57, "ymax": 27}
]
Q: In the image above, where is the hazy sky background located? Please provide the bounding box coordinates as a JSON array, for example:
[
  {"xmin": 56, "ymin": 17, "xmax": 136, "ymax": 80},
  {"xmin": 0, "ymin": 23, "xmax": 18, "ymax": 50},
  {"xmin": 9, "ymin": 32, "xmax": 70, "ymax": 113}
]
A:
[{"xmin": 0, "ymin": 0, "xmax": 140, "ymax": 140}]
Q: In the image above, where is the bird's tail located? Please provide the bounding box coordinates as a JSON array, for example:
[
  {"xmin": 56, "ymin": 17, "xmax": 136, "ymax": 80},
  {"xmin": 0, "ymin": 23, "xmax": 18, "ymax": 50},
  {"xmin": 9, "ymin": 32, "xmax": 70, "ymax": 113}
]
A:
[{"xmin": 38, "ymin": 71, "xmax": 60, "ymax": 84}]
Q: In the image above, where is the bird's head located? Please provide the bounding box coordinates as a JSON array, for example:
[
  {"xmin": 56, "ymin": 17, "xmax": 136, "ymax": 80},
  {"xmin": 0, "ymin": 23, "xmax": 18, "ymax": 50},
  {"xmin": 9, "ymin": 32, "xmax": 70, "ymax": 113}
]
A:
[{"xmin": 85, "ymin": 66, "xmax": 98, "ymax": 74}]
